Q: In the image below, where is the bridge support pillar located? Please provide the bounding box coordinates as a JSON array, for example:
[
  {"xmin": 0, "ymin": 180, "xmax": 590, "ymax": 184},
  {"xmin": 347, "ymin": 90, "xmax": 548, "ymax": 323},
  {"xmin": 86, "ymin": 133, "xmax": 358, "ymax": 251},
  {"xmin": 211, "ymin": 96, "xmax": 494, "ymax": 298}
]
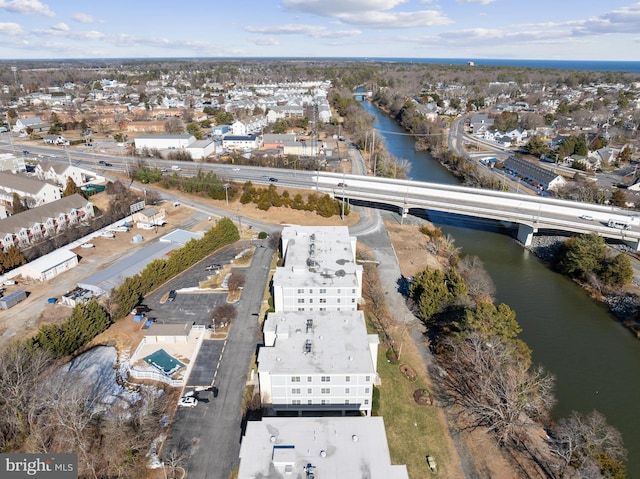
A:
[
  {"xmin": 400, "ymin": 207, "xmax": 408, "ymax": 218},
  {"xmin": 517, "ymin": 224, "xmax": 536, "ymax": 247}
]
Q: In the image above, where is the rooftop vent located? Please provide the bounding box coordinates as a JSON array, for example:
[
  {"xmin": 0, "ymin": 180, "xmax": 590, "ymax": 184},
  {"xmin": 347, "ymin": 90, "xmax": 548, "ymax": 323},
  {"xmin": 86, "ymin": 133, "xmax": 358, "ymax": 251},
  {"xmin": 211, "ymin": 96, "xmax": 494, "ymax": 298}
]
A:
[{"xmin": 335, "ymin": 269, "xmax": 346, "ymax": 277}]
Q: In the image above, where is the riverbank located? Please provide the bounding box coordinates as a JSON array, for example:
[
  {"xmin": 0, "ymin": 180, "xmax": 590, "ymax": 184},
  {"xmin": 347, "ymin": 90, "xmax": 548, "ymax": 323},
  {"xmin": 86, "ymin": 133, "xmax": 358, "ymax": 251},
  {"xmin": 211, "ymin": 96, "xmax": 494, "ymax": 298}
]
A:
[{"xmin": 527, "ymin": 235, "xmax": 640, "ymax": 339}]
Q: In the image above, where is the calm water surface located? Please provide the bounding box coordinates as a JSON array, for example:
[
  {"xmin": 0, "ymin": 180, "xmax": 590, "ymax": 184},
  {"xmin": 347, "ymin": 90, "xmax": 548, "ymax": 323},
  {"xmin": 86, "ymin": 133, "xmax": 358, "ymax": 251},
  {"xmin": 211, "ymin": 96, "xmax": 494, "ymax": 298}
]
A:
[{"xmin": 361, "ymin": 101, "xmax": 640, "ymax": 475}]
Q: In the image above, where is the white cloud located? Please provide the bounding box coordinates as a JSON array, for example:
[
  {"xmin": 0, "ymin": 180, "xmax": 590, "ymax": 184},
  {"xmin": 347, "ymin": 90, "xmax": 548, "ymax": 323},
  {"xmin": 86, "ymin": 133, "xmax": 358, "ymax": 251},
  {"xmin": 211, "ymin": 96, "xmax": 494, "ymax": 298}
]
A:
[
  {"xmin": 51, "ymin": 22, "xmax": 69, "ymax": 32},
  {"xmin": 245, "ymin": 23, "xmax": 361, "ymax": 38},
  {"xmin": 282, "ymin": 0, "xmax": 452, "ymax": 28},
  {"xmin": 0, "ymin": 0, "xmax": 55, "ymax": 17},
  {"xmin": 72, "ymin": 12, "xmax": 97, "ymax": 24},
  {"xmin": 254, "ymin": 37, "xmax": 280, "ymax": 46},
  {"xmin": 0, "ymin": 22, "xmax": 23, "ymax": 35},
  {"xmin": 456, "ymin": 0, "xmax": 495, "ymax": 4}
]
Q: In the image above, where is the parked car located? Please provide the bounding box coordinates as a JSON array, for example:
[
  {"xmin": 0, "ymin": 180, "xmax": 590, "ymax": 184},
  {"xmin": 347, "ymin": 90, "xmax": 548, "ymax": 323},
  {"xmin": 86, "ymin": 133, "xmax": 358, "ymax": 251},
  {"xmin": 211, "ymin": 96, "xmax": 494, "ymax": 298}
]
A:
[
  {"xmin": 168, "ymin": 290, "xmax": 177, "ymax": 302},
  {"xmin": 80, "ymin": 243, "xmax": 95, "ymax": 249},
  {"xmin": 205, "ymin": 264, "xmax": 222, "ymax": 271},
  {"xmin": 178, "ymin": 396, "xmax": 198, "ymax": 408}
]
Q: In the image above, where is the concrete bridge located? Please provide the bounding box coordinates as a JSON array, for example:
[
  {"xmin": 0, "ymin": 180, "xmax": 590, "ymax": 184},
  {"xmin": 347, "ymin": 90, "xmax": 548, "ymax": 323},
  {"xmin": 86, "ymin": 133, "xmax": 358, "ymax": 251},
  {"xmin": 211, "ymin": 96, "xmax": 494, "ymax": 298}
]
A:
[{"xmin": 311, "ymin": 171, "xmax": 640, "ymax": 250}]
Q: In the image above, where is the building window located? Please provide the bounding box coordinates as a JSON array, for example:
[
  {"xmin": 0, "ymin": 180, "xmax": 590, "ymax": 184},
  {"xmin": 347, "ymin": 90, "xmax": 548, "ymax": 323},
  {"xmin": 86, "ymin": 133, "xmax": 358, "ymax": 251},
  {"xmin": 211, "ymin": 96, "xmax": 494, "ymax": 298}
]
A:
[
  {"xmin": 337, "ymin": 289, "xmax": 341, "ymax": 293},
  {"xmin": 321, "ymin": 376, "xmax": 330, "ymax": 382},
  {"xmin": 337, "ymin": 298, "xmax": 341, "ymax": 303},
  {"xmin": 293, "ymin": 399, "xmax": 301, "ymax": 405},
  {"xmin": 309, "ymin": 298, "xmax": 313, "ymax": 303},
  {"xmin": 319, "ymin": 298, "xmax": 326, "ymax": 304},
  {"xmin": 292, "ymin": 388, "xmax": 300, "ymax": 394},
  {"xmin": 307, "ymin": 376, "xmax": 312, "ymax": 382},
  {"xmin": 320, "ymin": 288, "xmax": 326, "ymax": 294},
  {"xmin": 298, "ymin": 308, "xmax": 305, "ymax": 311},
  {"xmin": 365, "ymin": 376, "xmax": 371, "ymax": 382},
  {"xmin": 308, "ymin": 400, "xmax": 313, "ymax": 405},
  {"xmin": 297, "ymin": 298, "xmax": 305, "ymax": 303},
  {"xmin": 352, "ymin": 289, "xmax": 356, "ymax": 293},
  {"xmin": 345, "ymin": 388, "xmax": 350, "ymax": 394},
  {"xmin": 321, "ymin": 388, "xmax": 330, "ymax": 394},
  {"xmin": 309, "ymin": 289, "xmax": 313, "ymax": 294},
  {"xmin": 345, "ymin": 376, "xmax": 351, "ymax": 382},
  {"xmin": 291, "ymin": 376, "xmax": 300, "ymax": 382},
  {"xmin": 297, "ymin": 288, "xmax": 304, "ymax": 294},
  {"xmin": 352, "ymin": 298, "xmax": 356, "ymax": 303},
  {"xmin": 321, "ymin": 400, "xmax": 327, "ymax": 405},
  {"xmin": 307, "ymin": 388, "xmax": 312, "ymax": 394},
  {"xmin": 345, "ymin": 400, "xmax": 350, "ymax": 405},
  {"xmin": 364, "ymin": 399, "xmax": 369, "ymax": 405},
  {"xmin": 365, "ymin": 388, "xmax": 370, "ymax": 394}
]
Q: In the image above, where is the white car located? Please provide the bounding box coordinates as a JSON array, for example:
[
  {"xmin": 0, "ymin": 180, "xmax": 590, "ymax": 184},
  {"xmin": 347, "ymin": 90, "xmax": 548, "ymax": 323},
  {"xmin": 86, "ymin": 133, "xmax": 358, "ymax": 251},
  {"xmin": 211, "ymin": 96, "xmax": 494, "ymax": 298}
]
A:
[
  {"xmin": 178, "ymin": 396, "xmax": 197, "ymax": 408},
  {"xmin": 232, "ymin": 167, "xmax": 240, "ymax": 171},
  {"xmin": 579, "ymin": 215, "xmax": 594, "ymax": 221},
  {"xmin": 80, "ymin": 243, "xmax": 95, "ymax": 249}
]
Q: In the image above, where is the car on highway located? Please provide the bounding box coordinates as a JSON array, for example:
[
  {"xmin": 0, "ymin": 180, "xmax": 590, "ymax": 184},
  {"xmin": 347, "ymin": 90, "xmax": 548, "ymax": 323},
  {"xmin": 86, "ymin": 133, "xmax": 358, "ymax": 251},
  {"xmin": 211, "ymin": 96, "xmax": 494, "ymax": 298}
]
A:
[
  {"xmin": 98, "ymin": 160, "xmax": 113, "ymax": 167},
  {"xmin": 232, "ymin": 167, "xmax": 240, "ymax": 171},
  {"xmin": 160, "ymin": 168, "xmax": 168, "ymax": 173},
  {"xmin": 261, "ymin": 175, "xmax": 270, "ymax": 179},
  {"xmin": 337, "ymin": 182, "xmax": 347, "ymax": 188},
  {"xmin": 178, "ymin": 396, "xmax": 198, "ymax": 408},
  {"xmin": 579, "ymin": 215, "xmax": 594, "ymax": 221},
  {"xmin": 171, "ymin": 165, "xmax": 182, "ymax": 171},
  {"xmin": 269, "ymin": 177, "xmax": 278, "ymax": 182},
  {"xmin": 168, "ymin": 290, "xmax": 177, "ymax": 302}
]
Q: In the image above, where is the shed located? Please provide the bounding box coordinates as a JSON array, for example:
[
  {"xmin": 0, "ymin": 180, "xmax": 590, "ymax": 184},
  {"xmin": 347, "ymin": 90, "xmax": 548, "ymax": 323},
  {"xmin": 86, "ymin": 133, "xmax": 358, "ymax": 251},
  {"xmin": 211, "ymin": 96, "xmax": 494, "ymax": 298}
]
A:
[
  {"xmin": 0, "ymin": 290, "xmax": 27, "ymax": 309},
  {"xmin": 20, "ymin": 249, "xmax": 78, "ymax": 282}
]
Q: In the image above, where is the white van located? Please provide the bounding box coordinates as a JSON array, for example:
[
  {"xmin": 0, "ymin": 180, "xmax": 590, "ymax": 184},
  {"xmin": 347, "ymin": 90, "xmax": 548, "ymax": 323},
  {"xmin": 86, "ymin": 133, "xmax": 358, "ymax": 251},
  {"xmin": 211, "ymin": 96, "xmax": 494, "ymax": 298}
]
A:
[{"xmin": 171, "ymin": 165, "xmax": 182, "ymax": 171}]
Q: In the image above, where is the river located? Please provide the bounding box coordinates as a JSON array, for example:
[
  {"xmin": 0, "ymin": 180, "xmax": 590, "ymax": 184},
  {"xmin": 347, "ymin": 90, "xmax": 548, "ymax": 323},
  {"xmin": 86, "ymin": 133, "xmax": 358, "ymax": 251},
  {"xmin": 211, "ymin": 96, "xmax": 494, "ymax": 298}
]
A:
[{"xmin": 360, "ymin": 101, "xmax": 640, "ymax": 476}]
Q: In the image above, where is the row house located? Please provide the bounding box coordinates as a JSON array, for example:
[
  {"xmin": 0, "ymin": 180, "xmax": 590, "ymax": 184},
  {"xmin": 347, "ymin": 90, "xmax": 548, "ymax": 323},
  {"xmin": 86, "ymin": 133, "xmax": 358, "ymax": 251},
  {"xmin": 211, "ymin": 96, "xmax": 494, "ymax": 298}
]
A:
[
  {"xmin": 0, "ymin": 193, "xmax": 94, "ymax": 252},
  {"xmin": 0, "ymin": 172, "xmax": 61, "ymax": 208},
  {"xmin": 272, "ymin": 226, "xmax": 363, "ymax": 312},
  {"xmin": 258, "ymin": 311, "xmax": 378, "ymax": 416},
  {"xmin": 34, "ymin": 161, "xmax": 91, "ymax": 188}
]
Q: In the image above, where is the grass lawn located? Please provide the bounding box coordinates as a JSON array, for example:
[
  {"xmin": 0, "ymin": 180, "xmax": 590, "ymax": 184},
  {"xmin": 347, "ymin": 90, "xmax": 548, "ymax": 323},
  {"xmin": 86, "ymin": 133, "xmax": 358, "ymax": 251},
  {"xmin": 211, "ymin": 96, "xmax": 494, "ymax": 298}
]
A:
[{"xmin": 375, "ymin": 336, "xmax": 461, "ymax": 479}]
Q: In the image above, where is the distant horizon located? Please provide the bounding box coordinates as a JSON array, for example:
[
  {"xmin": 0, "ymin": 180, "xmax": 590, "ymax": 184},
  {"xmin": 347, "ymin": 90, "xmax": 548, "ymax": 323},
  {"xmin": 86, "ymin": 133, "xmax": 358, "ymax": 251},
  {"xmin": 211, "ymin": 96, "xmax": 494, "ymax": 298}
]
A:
[{"xmin": 2, "ymin": 56, "xmax": 639, "ymax": 74}]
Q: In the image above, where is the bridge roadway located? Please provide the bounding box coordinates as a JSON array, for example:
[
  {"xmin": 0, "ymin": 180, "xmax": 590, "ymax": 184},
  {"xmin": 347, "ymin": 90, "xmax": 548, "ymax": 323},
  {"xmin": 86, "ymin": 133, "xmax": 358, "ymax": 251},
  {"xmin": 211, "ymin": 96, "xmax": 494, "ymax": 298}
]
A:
[{"xmin": 310, "ymin": 171, "xmax": 640, "ymax": 250}]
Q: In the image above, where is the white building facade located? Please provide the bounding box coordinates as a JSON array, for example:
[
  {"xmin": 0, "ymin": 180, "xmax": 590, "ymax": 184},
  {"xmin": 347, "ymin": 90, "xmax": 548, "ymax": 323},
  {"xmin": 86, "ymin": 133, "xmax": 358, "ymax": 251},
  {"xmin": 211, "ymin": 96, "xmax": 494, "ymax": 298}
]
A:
[
  {"xmin": 273, "ymin": 226, "xmax": 362, "ymax": 312},
  {"xmin": 258, "ymin": 311, "xmax": 378, "ymax": 416}
]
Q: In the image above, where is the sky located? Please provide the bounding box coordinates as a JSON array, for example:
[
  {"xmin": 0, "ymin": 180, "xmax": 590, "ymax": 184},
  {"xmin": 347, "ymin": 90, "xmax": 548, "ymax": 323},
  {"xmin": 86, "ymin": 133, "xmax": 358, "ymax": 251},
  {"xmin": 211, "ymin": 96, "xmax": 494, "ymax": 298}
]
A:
[{"xmin": 0, "ymin": 0, "xmax": 639, "ymax": 61}]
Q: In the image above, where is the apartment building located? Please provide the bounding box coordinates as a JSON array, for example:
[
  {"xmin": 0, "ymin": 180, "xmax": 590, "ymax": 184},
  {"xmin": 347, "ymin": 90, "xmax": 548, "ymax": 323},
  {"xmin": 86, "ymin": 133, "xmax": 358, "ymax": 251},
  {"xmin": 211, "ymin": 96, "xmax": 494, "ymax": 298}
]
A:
[
  {"xmin": 258, "ymin": 310, "xmax": 378, "ymax": 416},
  {"xmin": 238, "ymin": 416, "xmax": 408, "ymax": 479},
  {"xmin": 272, "ymin": 226, "xmax": 363, "ymax": 312}
]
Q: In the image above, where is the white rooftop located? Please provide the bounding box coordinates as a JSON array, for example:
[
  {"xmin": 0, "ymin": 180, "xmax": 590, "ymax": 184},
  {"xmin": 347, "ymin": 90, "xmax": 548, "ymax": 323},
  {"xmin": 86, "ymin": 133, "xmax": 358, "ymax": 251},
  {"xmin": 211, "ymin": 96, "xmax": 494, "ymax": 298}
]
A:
[
  {"xmin": 259, "ymin": 310, "xmax": 377, "ymax": 375},
  {"xmin": 23, "ymin": 248, "xmax": 77, "ymax": 274},
  {"xmin": 238, "ymin": 416, "xmax": 408, "ymax": 479},
  {"xmin": 274, "ymin": 225, "xmax": 361, "ymax": 289}
]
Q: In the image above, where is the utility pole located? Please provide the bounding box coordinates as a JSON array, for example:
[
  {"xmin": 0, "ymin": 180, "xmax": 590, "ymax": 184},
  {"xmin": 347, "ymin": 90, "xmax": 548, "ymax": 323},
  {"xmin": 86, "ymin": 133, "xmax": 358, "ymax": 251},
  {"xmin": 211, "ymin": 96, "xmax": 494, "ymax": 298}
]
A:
[
  {"xmin": 223, "ymin": 183, "xmax": 230, "ymax": 205},
  {"xmin": 340, "ymin": 170, "xmax": 346, "ymax": 221}
]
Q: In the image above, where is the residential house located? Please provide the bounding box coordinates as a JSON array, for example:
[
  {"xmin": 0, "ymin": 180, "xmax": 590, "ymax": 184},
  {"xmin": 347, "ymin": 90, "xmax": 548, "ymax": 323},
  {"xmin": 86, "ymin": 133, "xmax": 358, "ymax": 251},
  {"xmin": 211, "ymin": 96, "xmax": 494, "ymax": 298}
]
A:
[
  {"xmin": 0, "ymin": 171, "xmax": 62, "ymax": 208},
  {"xmin": 470, "ymin": 113, "xmax": 494, "ymax": 134},
  {"xmin": 230, "ymin": 120, "xmax": 247, "ymax": 136},
  {"xmin": 222, "ymin": 135, "xmax": 259, "ymax": 151},
  {"xmin": 34, "ymin": 161, "xmax": 91, "ymax": 188},
  {"xmin": 272, "ymin": 226, "xmax": 363, "ymax": 312},
  {"xmin": 262, "ymin": 134, "xmax": 296, "ymax": 149},
  {"xmin": 13, "ymin": 117, "xmax": 50, "ymax": 134},
  {"xmin": 238, "ymin": 417, "xmax": 408, "ymax": 479},
  {"xmin": 43, "ymin": 134, "xmax": 68, "ymax": 145},
  {"xmin": 258, "ymin": 310, "xmax": 378, "ymax": 416}
]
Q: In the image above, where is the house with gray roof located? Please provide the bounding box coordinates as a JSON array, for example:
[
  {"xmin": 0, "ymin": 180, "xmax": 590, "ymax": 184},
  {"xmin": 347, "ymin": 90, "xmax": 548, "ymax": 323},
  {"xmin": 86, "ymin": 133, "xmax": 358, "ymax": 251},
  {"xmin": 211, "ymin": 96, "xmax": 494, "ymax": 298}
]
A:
[
  {"xmin": 0, "ymin": 171, "xmax": 61, "ymax": 208},
  {"xmin": 13, "ymin": 117, "xmax": 50, "ymax": 134}
]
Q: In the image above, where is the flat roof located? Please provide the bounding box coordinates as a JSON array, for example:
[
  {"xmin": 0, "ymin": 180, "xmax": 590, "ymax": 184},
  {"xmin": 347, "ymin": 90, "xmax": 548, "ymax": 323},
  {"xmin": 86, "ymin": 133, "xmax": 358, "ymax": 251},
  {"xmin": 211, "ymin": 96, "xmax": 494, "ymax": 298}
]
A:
[
  {"xmin": 259, "ymin": 311, "xmax": 377, "ymax": 375},
  {"xmin": 238, "ymin": 417, "xmax": 408, "ymax": 479},
  {"xmin": 145, "ymin": 322, "xmax": 192, "ymax": 337},
  {"xmin": 274, "ymin": 226, "xmax": 361, "ymax": 289}
]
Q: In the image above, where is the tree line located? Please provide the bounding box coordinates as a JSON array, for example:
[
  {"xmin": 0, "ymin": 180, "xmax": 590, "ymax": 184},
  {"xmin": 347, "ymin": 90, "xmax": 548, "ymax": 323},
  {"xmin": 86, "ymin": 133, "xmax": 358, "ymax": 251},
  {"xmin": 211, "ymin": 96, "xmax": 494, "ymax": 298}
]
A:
[{"xmin": 406, "ymin": 226, "xmax": 627, "ymax": 478}]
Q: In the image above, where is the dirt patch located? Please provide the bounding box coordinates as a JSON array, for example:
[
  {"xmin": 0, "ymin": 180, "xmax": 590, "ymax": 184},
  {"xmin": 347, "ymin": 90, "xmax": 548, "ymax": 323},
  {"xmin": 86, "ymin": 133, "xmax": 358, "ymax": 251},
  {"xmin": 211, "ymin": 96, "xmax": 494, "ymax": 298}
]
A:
[{"xmin": 385, "ymin": 221, "xmax": 447, "ymax": 278}]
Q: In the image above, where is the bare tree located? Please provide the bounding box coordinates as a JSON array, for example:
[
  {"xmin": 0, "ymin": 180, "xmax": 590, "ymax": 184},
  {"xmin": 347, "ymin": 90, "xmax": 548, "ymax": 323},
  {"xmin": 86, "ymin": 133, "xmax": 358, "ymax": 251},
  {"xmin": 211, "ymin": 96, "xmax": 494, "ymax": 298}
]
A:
[
  {"xmin": 210, "ymin": 303, "xmax": 237, "ymax": 326},
  {"xmin": 227, "ymin": 270, "xmax": 245, "ymax": 292},
  {"xmin": 164, "ymin": 117, "xmax": 184, "ymax": 134},
  {"xmin": 438, "ymin": 332, "xmax": 556, "ymax": 447},
  {"xmin": 549, "ymin": 410, "xmax": 626, "ymax": 476},
  {"xmin": 457, "ymin": 255, "xmax": 496, "ymax": 302}
]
